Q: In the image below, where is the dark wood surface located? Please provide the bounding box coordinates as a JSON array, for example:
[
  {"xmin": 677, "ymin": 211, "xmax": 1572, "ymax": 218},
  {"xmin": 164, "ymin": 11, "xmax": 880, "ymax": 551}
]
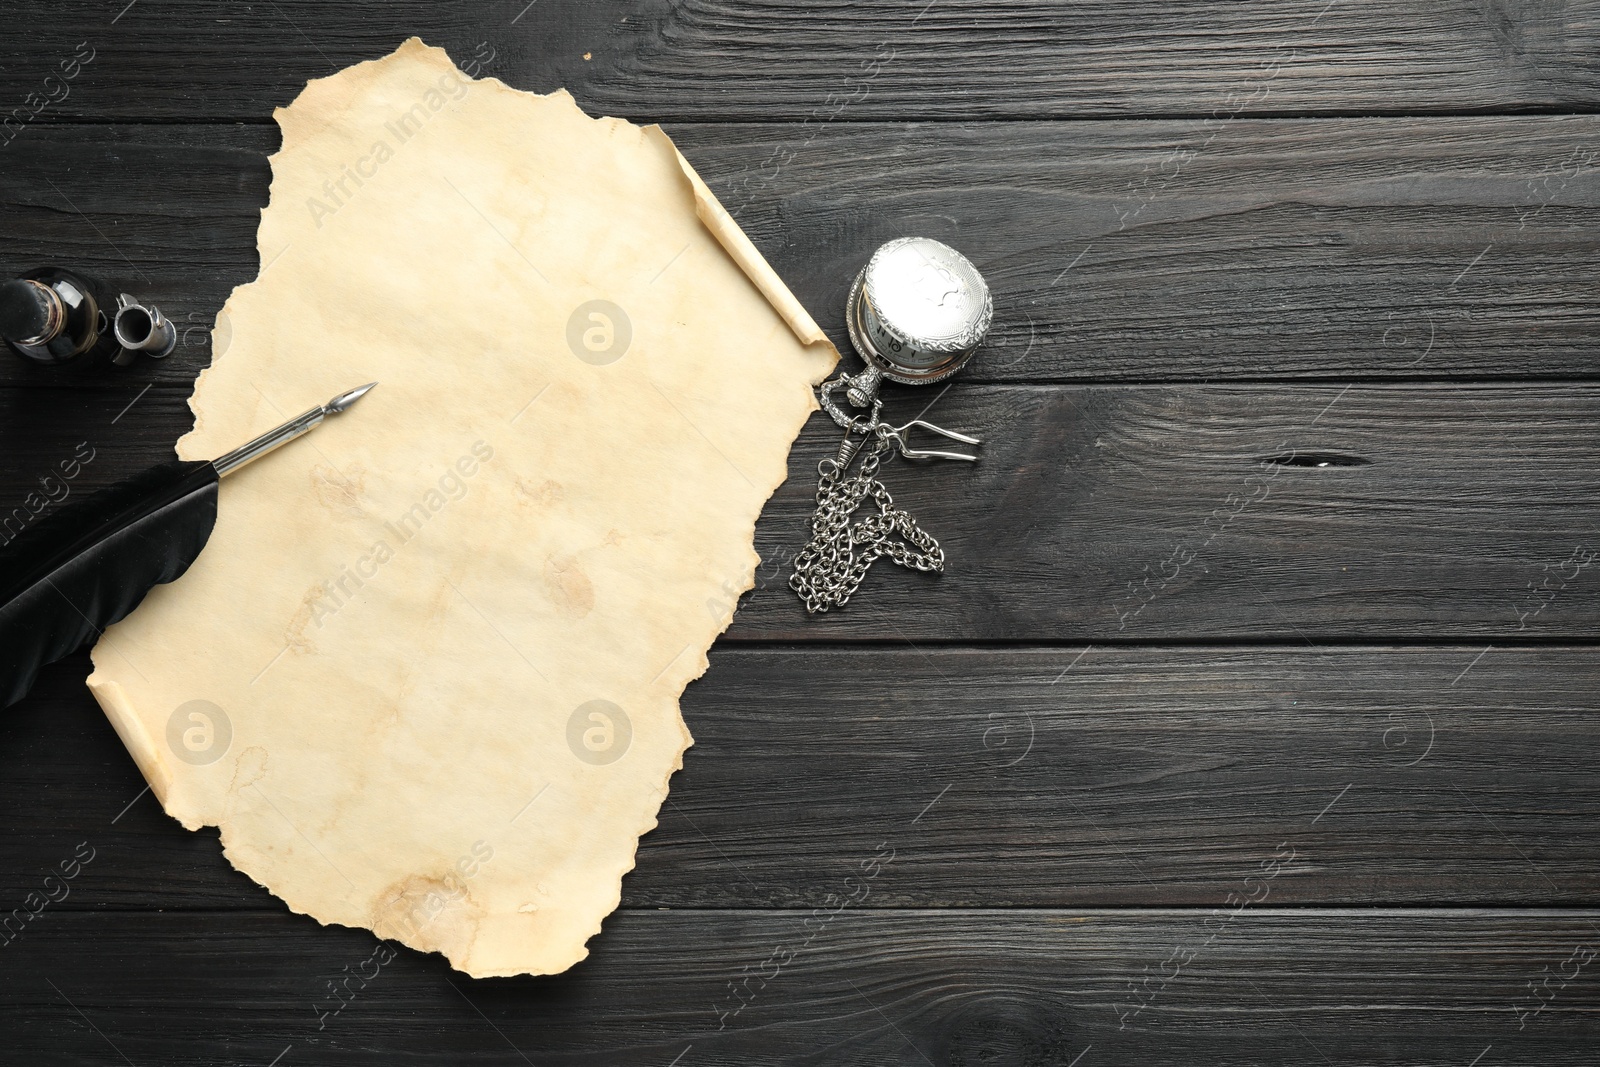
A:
[
  {"xmin": 3, "ymin": 2, "xmax": 1599, "ymax": 1063},
  {"xmin": 7, "ymin": 646, "xmax": 1600, "ymax": 909},
  {"xmin": 7, "ymin": 118, "xmax": 1600, "ymax": 387},
  {"xmin": 6, "ymin": 1, "xmax": 1600, "ymax": 121}
]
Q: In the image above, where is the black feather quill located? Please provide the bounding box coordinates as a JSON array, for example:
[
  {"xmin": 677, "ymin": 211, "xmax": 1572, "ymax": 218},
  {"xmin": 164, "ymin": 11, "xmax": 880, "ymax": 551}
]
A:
[
  {"xmin": 0, "ymin": 460, "xmax": 219, "ymax": 707},
  {"xmin": 0, "ymin": 381, "xmax": 377, "ymax": 709}
]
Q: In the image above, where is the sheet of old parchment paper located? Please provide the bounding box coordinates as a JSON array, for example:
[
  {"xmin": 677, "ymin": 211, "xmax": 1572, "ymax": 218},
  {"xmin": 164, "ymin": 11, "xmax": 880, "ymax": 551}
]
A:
[{"xmin": 86, "ymin": 38, "xmax": 836, "ymax": 977}]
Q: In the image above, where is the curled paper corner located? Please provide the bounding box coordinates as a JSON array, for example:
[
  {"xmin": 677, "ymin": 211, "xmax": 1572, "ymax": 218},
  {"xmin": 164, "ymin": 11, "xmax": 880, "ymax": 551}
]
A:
[
  {"xmin": 660, "ymin": 132, "xmax": 836, "ymax": 356},
  {"xmin": 86, "ymin": 671, "xmax": 176, "ymax": 812}
]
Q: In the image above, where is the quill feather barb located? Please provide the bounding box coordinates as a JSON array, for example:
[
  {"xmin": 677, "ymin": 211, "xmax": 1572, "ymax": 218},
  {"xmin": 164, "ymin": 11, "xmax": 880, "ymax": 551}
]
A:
[{"xmin": 0, "ymin": 460, "xmax": 219, "ymax": 707}]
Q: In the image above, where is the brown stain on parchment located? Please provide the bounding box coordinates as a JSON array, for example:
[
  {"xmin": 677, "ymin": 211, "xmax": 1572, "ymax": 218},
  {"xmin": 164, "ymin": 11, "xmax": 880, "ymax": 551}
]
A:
[
  {"xmin": 310, "ymin": 463, "xmax": 368, "ymax": 517},
  {"xmin": 513, "ymin": 476, "xmax": 564, "ymax": 509},
  {"xmin": 543, "ymin": 555, "xmax": 594, "ymax": 620},
  {"xmin": 370, "ymin": 871, "xmax": 483, "ymax": 961},
  {"xmin": 285, "ymin": 582, "xmax": 330, "ymax": 653}
]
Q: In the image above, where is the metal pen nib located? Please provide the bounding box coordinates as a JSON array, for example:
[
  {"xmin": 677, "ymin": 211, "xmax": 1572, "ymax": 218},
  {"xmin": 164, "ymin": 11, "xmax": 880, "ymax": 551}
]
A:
[
  {"xmin": 212, "ymin": 382, "xmax": 378, "ymax": 477},
  {"xmin": 325, "ymin": 381, "xmax": 378, "ymax": 413}
]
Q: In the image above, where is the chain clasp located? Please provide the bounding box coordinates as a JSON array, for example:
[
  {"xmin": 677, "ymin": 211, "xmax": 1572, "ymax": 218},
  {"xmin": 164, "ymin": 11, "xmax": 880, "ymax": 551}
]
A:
[{"xmin": 877, "ymin": 419, "xmax": 981, "ymax": 462}]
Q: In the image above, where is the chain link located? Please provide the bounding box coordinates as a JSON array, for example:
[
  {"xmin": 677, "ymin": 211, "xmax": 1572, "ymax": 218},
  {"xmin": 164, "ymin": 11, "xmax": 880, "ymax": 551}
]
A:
[{"xmin": 789, "ymin": 429, "xmax": 944, "ymax": 613}]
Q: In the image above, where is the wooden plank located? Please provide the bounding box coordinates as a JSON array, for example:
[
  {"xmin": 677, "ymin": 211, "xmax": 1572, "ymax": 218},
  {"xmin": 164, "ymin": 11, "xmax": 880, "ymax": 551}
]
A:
[
  {"xmin": 2, "ymin": 909, "xmax": 1597, "ymax": 1063},
  {"xmin": 746, "ymin": 383, "xmax": 1600, "ymax": 639},
  {"xmin": 0, "ymin": 125, "xmax": 265, "ymax": 388},
  {"xmin": 2, "ymin": 119, "xmax": 1598, "ymax": 386},
  {"xmin": 701, "ymin": 117, "xmax": 1600, "ymax": 384},
  {"xmin": 2, "ymin": 382, "xmax": 1598, "ymax": 639},
  {"xmin": 3, "ymin": 1, "xmax": 1599, "ymax": 123},
  {"xmin": 4, "ymin": 647, "xmax": 1598, "ymax": 910}
]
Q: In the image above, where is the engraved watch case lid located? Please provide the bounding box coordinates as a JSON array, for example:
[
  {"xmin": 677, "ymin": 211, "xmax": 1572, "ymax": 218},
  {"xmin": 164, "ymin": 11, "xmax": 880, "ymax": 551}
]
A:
[{"xmin": 848, "ymin": 237, "xmax": 992, "ymax": 386}]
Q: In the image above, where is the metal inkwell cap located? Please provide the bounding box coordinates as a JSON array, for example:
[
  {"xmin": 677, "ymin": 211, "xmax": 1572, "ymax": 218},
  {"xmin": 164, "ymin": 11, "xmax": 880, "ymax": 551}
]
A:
[{"xmin": 845, "ymin": 236, "xmax": 992, "ymax": 404}]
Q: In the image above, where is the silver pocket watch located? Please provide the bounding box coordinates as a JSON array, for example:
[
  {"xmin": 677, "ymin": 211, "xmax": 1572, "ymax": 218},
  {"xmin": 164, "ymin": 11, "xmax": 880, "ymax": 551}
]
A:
[{"xmin": 791, "ymin": 237, "xmax": 993, "ymax": 613}]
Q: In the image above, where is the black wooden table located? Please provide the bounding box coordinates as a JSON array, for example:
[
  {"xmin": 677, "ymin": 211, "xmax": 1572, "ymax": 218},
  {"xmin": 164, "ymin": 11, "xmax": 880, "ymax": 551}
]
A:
[{"xmin": 4, "ymin": 3, "xmax": 1599, "ymax": 1063}]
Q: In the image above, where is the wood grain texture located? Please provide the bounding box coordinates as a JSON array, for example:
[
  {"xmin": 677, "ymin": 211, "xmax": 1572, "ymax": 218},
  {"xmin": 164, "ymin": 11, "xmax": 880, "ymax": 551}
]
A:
[
  {"xmin": 3, "ymin": 0, "xmax": 1599, "ymax": 122},
  {"xmin": 704, "ymin": 117, "xmax": 1600, "ymax": 383},
  {"xmin": 2, "ymin": 647, "xmax": 1598, "ymax": 910},
  {"xmin": 2, "ymin": 909, "xmax": 1597, "ymax": 1065},
  {"xmin": 3, "ymin": 382, "xmax": 1598, "ymax": 640},
  {"xmin": 3, "ymin": 119, "xmax": 1599, "ymax": 386},
  {"xmin": 4, "ymin": 380, "xmax": 1598, "ymax": 640},
  {"xmin": 744, "ymin": 383, "xmax": 1600, "ymax": 640},
  {"xmin": 3, "ymin": 3, "xmax": 1600, "ymax": 1058}
]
